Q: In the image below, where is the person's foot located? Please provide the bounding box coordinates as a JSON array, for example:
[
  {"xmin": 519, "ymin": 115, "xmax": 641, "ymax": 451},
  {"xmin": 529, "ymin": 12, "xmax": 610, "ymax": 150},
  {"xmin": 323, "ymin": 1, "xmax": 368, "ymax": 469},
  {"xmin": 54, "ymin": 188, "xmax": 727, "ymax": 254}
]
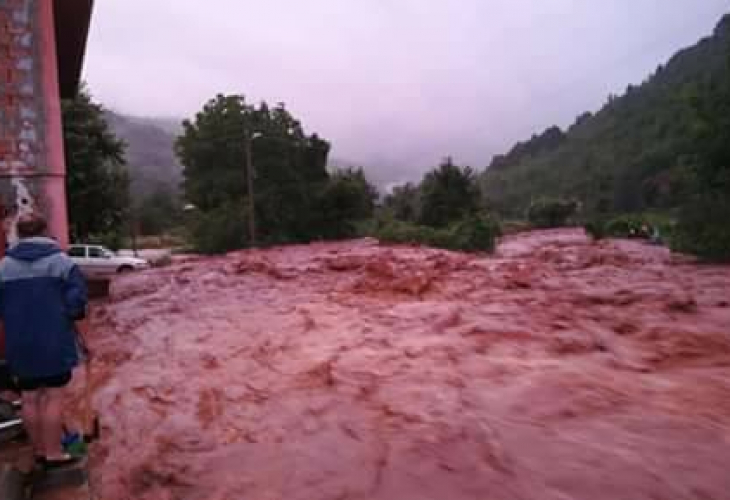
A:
[{"xmin": 43, "ymin": 454, "xmax": 82, "ymax": 470}]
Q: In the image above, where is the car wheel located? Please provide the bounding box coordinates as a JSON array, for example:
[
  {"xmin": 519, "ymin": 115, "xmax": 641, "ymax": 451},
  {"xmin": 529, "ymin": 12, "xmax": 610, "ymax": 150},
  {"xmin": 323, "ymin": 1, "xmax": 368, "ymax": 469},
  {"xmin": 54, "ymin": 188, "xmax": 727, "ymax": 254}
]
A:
[{"xmin": 117, "ymin": 265, "xmax": 134, "ymax": 274}]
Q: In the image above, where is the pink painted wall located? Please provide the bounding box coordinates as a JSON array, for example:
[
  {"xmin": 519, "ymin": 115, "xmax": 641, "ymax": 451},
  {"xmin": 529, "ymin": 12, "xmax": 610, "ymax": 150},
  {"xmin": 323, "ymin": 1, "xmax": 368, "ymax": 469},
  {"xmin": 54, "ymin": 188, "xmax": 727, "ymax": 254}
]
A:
[{"xmin": 37, "ymin": 0, "xmax": 68, "ymax": 247}]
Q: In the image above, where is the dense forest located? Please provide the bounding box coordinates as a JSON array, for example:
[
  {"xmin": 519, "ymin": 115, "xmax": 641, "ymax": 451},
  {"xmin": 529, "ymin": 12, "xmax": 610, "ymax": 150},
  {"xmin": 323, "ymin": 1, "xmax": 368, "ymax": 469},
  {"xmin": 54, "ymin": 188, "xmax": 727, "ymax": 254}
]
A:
[{"xmin": 480, "ymin": 14, "xmax": 730, "ymax": 219}]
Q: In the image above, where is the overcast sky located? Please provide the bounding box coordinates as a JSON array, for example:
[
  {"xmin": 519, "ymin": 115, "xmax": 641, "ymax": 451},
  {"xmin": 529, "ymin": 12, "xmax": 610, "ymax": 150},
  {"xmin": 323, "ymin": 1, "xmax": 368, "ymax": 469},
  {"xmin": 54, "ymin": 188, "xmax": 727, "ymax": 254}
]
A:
[{"xmin": 85, "ymin": 1, "xmax": 730, "ymax": 184}]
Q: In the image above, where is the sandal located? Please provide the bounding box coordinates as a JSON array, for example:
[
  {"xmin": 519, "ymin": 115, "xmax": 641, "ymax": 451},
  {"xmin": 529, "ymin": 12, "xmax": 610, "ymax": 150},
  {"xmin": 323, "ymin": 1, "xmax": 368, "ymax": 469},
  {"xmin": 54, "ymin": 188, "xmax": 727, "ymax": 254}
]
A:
[{"xmin": 43, "ymin": 454, "xmax": 82, "ymax": 470}]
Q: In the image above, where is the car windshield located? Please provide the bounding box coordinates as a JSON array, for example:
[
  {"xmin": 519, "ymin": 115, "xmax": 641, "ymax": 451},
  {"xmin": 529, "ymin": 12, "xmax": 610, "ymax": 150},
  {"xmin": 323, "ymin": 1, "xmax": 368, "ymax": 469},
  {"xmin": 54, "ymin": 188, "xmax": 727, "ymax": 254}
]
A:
[{"xmin": 102, "ymin": 248, "xmax": 115, "ymax": 258}]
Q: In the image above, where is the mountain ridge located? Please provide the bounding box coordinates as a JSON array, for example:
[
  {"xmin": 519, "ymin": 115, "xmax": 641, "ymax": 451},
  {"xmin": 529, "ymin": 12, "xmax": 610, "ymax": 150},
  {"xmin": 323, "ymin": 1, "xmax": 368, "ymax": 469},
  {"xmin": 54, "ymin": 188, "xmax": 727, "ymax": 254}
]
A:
[
  {"xmin": 104, "ymin": 110, "xmax": 183, "ymax": 202},
  {"xmin": 480, "ymin": 13, "xmax": 730, "ymax": 217}
]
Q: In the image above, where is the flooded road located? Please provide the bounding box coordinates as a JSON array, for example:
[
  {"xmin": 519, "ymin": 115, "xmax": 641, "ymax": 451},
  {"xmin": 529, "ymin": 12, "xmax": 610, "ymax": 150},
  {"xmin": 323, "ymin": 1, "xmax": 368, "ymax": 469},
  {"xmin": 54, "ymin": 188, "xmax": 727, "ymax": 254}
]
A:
[{"xmin": 79, "ymin": 229, "xmax": 730, "ymax": 500}]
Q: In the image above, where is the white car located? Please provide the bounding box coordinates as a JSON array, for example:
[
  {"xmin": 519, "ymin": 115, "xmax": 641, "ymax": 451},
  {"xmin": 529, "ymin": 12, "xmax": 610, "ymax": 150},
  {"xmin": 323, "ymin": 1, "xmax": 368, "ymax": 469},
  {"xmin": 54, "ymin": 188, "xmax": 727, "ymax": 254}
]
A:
[{"xmin": 67, "ymin": 244, "xmax": 149, "ymax": 278}]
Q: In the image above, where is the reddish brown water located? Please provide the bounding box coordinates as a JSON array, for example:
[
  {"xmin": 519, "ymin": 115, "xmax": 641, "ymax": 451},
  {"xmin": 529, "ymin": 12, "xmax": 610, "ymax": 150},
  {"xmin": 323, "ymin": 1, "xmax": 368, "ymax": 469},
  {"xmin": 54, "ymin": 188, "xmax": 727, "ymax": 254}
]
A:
[{"xmin": 77, "ymin": 229, "xmax": 730, "ymax": 500}]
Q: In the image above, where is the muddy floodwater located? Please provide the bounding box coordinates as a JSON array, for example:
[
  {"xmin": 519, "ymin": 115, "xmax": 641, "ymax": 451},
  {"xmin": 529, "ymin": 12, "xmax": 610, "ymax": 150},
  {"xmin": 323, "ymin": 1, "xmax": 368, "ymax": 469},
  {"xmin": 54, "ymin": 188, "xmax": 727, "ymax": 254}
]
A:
[{"xmin": 77, "ymin": 229, "xmax": 730, "ymax": 500}]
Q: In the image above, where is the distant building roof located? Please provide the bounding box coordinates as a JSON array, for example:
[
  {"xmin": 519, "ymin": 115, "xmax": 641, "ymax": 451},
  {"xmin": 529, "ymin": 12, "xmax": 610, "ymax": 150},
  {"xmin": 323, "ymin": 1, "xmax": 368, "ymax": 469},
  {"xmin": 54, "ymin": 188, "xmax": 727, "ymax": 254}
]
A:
[{"xmin": 54, "ymin": 0, "xmax": 93, "ymax": 99}]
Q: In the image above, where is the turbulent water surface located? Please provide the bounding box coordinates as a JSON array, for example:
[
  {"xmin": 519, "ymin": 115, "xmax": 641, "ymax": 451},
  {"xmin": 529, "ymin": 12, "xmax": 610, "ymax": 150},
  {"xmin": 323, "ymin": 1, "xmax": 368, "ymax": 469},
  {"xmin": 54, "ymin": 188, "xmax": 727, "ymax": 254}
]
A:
[{"xmin": 70, "ymin": 229, "xmax": 730, "ymax": 500}]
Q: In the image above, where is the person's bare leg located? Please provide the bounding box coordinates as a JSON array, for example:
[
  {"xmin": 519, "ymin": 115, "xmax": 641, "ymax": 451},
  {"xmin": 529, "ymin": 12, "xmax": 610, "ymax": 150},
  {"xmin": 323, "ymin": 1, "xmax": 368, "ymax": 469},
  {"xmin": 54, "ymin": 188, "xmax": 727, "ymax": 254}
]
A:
[
  {"xmin": 21, "ymin": 390, "xmax": 44, "ymax": 457},
  {"xmin": 41, "ymin": 387, "xmax": 66, "ymax": 459}
]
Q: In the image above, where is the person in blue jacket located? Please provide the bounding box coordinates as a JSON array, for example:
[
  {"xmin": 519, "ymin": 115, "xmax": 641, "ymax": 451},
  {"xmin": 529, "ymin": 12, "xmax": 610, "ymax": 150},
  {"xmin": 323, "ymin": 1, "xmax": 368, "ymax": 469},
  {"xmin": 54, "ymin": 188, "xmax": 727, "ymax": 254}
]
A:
[{"xmin": 0, "ymin": 213, "xmax": 88, "ymax": 468}]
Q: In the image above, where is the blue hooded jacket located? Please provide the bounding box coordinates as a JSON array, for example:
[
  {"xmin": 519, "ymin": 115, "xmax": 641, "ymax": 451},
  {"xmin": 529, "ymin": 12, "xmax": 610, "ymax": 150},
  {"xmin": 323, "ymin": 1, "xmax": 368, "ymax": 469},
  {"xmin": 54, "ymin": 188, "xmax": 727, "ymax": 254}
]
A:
[{"xmin": 0, "ymin": 237, "xmax": 88, "ymax": 379}]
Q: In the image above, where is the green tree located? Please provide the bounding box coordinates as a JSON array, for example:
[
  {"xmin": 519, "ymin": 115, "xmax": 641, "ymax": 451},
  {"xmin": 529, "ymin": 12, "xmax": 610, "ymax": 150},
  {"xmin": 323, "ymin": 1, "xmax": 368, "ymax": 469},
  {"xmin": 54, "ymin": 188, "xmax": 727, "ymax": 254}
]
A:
[
  {"xmin": 135, "ymin": 184, "xmax": 183, "ymax": 236},
  {"xmin": 419, "ymin": 158, "xmax": 479, "ymax": 228},
  {"xmin": 176, "ymin": 95, "xmax": 250, "ymax": 214},
  {"xmin": 317, "ymin": 168, "xmax": 378, "ymax": 239},
  {"xmin": 383, "ymin": 182, "xmax": 420, "ymax": 222},
  {"xmin": 63, "ymin": 86, "xmax": 130, "ymax": 246},
  {"xmin": 176, "ymin": 94, "xmax": 332, "ymax": 252},
  {"xmin": 189, "ymin": 200, "xmax": 248, "ymax": 254},
  {"xmin": 375, "ymin": 214, "xmax": 501, "ymax": 253},
  {"xmin": 673, "ymin": 33, "xmax": 730, "ymax": 261}
]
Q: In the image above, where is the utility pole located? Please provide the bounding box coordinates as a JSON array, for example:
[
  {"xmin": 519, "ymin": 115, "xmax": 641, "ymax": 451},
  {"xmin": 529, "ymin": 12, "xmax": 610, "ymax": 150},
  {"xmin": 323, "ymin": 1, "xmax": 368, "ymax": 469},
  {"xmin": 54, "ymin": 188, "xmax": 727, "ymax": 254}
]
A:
[
  {"xmin": 129, "ymin": 207, "xmax": 139, "ymax": 257},
  {"xmin": 244, "ymin": 132, "xmax": 261, "ymax": 246}
]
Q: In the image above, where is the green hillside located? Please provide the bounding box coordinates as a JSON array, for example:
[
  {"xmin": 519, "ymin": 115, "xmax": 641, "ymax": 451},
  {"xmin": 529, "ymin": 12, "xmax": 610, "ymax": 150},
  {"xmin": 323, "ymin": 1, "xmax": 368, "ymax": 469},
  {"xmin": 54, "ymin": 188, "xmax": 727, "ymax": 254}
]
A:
[
  {"xmin": 481, "ymin": 14, "xmax": 730, "ymax": 219},
  {"xmin": 104, "ymin": 110, "xmax": 183, "ymax": 202}
]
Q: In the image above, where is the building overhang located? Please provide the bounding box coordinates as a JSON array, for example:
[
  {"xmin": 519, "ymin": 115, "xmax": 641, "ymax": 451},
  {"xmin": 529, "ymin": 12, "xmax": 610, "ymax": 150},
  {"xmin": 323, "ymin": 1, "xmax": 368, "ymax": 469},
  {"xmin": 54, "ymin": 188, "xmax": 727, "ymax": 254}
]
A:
[{"xmin": 54, "ymin": 0, "xmax": 93, "ymax": 99}]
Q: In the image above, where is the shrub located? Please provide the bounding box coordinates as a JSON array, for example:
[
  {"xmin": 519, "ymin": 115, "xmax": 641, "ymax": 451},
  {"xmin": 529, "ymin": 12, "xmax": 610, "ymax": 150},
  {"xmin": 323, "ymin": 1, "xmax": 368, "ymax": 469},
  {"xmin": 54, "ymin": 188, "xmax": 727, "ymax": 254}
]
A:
[
  {"xmin": 189, "ymin": 203, "xmax": 248, "ymax": 254},
  {"xmin": 527, "ymin": 198, "xmax": 578, "ymax": 228},
  {"xmin": 584, "ymin": 219, "xmax": 607, "ymax": 241},
  {"xmin": 375, "ymin": 214, "xmax": 501, "ymax": 253},
  {"xmin": 584, "ymin": 213, "xmax": 677, "ymax": 244},
  {"xmin": 449, "ymin": 214, "xmax": 502, "ymax": 252},
  {"xmin": 604, "ymin": 214, "xmax": 650, "ymax": 238},
  {"xmin": 316, "ymin": 168, "xmax": 378, "ymax": 240},
  {"xmin": 672, "ymin": 194, "xmax": 730, "ymax": 262},
  {"xmin": 375, "ymin": 220, "xmax": 444, "ymax": 246},
  {"xmin": 419, "ymin": 159, "xmax": 480, "ymax": 228}
]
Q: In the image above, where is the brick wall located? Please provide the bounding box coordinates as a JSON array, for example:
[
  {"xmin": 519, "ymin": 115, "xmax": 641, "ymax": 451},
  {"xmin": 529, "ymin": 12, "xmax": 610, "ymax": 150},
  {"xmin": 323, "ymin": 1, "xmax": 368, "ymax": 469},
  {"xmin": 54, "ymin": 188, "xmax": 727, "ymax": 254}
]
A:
[
  {"xmin": 0, "ymin": 0, "xmax": 69, "ymax": 246},
  {"xmin": 0, "ymin": 0, "xmax": 43, "ymax": 177}
]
